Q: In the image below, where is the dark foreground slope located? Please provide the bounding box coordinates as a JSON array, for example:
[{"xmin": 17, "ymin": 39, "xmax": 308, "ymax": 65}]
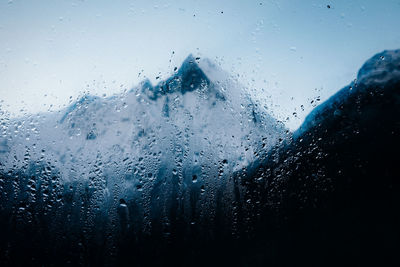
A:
[
  {"xmin": 238, "ymin": 49, "xmax": 400, "ymax": 266},
  {"xmin": 0, "ymin": 50, "xmax": 399, "ymax": 267},
  {"xmin": 116, "ymin": 49, "xmax": 400, "ymax": 266}
]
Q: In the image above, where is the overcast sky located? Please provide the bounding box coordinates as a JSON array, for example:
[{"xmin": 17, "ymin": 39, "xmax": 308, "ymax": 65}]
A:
[{"xmin": 1, "ymin": 0, "xmax": 399, "ymax": 130}]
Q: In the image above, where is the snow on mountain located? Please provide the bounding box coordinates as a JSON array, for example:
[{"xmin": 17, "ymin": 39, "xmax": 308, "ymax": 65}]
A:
[{"xmin": 0, "ymin": 55, "xmax": 285, "ymax": 228}]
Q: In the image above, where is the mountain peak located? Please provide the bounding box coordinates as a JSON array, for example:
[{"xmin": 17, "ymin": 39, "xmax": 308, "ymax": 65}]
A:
[
  {"xmin": 178, "ymin": 54, "xmax": 200, "ymax": 72},
  {"xmin": 296, "ymin": 49, "xmax": 400, "ymax": 138},
  {"xmin": 357, "ymin": 49, "xmax": 400, "ymax": 82},
  {"xmin": 142, "ymin": 54, "xmax": 210, "ymax": 100},
  {"xmin": 175, "ymin": 54, "xmax": 209, "ymax": 91}
]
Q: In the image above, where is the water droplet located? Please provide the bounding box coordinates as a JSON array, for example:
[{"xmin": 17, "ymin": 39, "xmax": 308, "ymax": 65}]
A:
[{"xmin": 119, "ymin": 198, "xmax": 127, "ymax": 208}]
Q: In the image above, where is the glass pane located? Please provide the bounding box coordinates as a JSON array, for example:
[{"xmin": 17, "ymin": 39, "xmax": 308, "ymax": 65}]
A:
[{"xmin": 1, "ymin": 1, "xmax": 399, "ymax": 266}]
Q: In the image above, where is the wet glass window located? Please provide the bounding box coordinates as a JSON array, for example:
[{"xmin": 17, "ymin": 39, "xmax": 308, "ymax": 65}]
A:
[{"xmin": 1, "ymin": 1, "xmax": 399, "ymax": 266}]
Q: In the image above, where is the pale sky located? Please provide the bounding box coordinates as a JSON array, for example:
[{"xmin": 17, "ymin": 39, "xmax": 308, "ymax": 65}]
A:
[{"xmin": 1, "ymin": 0, "xmax": 400, "ymax": 130}]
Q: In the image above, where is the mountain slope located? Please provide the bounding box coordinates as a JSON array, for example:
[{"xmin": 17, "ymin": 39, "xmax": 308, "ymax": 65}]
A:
[
  {"xmin": 0, "ymin": 55, "xmax": 286, "ymax": 258},
  {"xmin": 238, "ymin": 49, "xmax": 400, "ymax": 266},
  {"xmin": 1, "ymin": 50, "xmax": 398, "ymax": 266}
]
